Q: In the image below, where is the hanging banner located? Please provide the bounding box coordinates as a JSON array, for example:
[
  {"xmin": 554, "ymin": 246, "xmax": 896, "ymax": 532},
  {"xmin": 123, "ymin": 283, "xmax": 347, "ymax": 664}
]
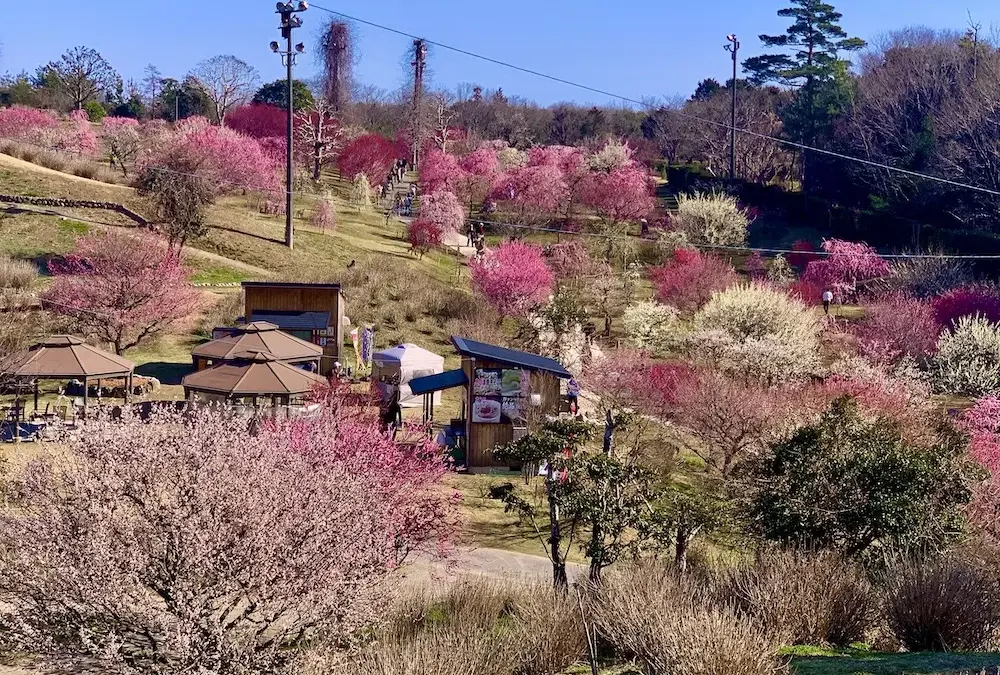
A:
[{"xmin": 350, "ymin": 328, "xmax": 361, "ymax": 373}]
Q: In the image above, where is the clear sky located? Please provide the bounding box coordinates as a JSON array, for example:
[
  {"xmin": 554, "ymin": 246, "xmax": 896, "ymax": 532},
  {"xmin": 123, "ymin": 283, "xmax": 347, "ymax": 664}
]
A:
[{"xmin": 1, "ymin": 1, "xmax": 996, "ymax": 106}]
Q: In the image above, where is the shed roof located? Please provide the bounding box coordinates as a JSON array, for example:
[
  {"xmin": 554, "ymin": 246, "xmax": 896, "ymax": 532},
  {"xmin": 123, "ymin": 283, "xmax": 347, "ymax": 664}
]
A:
[
  {"xmin": 450, "ymin": 336, "xmax": 572, "ymax": 379},
  {"xmin": 192, "ymin": 321, "xmax": 322, "ymax": 362},
  {"xmin": 242, "ymin": 281, "xmax": 341, "ymax": 290},
  {"xmin": 249, "ymin": 310, "xmax": 331, "ymax": 331},
  {"xmin": 408, "ymin": 369, "xmax": 468, "ymax": 396},
  {"xmin": 182, "ymin": 350, "xmax": 326, "ymax": 397},
  {"xmin": 0, "ymin": 335, "xmax": 135, "ymax": 379}
]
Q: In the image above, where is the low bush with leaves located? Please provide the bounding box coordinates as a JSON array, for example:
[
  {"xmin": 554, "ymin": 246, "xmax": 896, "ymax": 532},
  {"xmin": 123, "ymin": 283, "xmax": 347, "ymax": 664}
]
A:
[
  {"xmin": 933, "ymin": 315, "xmax": 1000, "ymax": 396},
  {"xmin": 885, "ymin": 557, "xmax": 998, "ymax": 652}
]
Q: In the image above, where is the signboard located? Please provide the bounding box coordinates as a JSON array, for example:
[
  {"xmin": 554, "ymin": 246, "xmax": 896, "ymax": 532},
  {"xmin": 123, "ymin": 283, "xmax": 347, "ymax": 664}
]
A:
[{"xmin": 472, "ymin": 368, "xmax": 530, "ymax": 423}]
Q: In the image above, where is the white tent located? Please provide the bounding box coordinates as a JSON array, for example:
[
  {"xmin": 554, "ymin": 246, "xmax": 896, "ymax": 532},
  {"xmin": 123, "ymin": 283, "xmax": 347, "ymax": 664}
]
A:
[{"xmin": 372, "ymin": 343, "xmax": 446, "ymax": 408}]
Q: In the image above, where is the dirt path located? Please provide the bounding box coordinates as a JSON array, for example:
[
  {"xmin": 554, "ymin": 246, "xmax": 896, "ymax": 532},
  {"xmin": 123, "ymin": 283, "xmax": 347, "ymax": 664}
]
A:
[{"xmin": 0, "ymin": 153, "xmax": 132, "ymax": 192}]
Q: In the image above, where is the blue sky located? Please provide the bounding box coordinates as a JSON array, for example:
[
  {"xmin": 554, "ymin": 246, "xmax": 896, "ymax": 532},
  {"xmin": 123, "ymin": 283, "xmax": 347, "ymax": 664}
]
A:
[{"xmin": 1, "ymin": 1, "xmax": 995, "ymax": 106}]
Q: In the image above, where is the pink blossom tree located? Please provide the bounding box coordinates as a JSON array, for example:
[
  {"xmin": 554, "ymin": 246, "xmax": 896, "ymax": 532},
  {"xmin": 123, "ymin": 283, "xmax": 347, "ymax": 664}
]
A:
[
  {"xmin": 650, "ymin": 248, "xmax": 739, "ymax": 312},
  {"xmin": 0, "ymin": 106, "xmax": 59, "ymax": 143},
  {"xmin": 470, "ymin": 240, "xmax": 554, "ymax": 317},
  {"xmin": 457, "ymin": 147, "xmax": 500, "ymax": 208},
  {"xmin": 49, "ymin": 109, "xmax": 99, "ymax": 155},
  {"xmin": 101, "ymin": 116, "xmax": 142, "ymax": 177},
  {"xmin": 42, "ymin": 230, "xmax": 201, "ymax": 354},
  {"xmin": 492, "ymin": 164, "xmax": 569, "ymax": 226},
  {"xmin": 0, "ymin": 398, "xmax": 453, "ymax": 672},
  {"xmin": 802, "ymin": 239, "xmax": 890, "ymax": 301},
  {"xmin": 419, "ymin": 148, "xmax": 468, "ymax": 196},
  {"xmin": 548, "ymin": 240, "xmax": 597, "ymax": 284},
  {"xmin": 854, "ymin": 293, "xmax": 939, "ymax": 365},
  {"xmin": 419, "ymin": 190, "xmax": 465, "ymax": 233},
  {"xmin": 407, "ymin": 219, "xmax": 443, "ymax": 258},
  {"xmin": 578, "ymin": 163, "xmax": 655, "ymax": 224},
  {"xmin": 814, "ymin": 370, "xmax": 936, "ymax": 445},
  {"xmin": 958, "ymin": 397, "xmax": 1000, "ymax": 542},
  {"xmin": 312, "ymin": 199, "xmax": 336, "ymax": 232}
]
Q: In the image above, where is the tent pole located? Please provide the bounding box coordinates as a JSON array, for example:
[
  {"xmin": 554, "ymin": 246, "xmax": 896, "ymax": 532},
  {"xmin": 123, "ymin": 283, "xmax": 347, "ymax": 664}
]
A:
[
  {"xmin": 33, "ymin": 380, "xmax": 39, "ymax": 416},
  {"xmin": 83, "ymin": 377, "xmax": 88, "ymax": 418}
]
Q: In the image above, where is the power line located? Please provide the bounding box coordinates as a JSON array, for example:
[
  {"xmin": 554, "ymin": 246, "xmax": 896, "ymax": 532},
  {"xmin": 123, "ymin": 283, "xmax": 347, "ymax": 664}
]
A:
[{"xmin": 308, "ymin": 4, "xmax": 1000, "ymax": 199}]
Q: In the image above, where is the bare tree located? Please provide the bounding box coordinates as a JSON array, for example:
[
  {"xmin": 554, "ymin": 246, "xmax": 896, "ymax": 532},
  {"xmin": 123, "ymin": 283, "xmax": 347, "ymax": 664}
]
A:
[
  {"xmin": 49, "ymin": 46, "xmax": 118, "ymax": 110},
  {"xmin": 318, "ymin": 19, "xmax": 355, "ymax": 114},
  {"xmin": 431, "ymin": 91, "xmax": 457, "ymax": 152},
  {"xmin": 296, "ymin": 98, "xmax": 343, "ymax": 180},
  {"xmin": 189, "ymin": 55, "xmax": 259, "ymax": 125}
]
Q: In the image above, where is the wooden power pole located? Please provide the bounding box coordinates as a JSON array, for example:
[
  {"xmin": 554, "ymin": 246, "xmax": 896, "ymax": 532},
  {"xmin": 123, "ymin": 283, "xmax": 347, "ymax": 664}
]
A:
[{"xmin": 411, "ymin": 38, "xmax": 427, "ymax": 168}]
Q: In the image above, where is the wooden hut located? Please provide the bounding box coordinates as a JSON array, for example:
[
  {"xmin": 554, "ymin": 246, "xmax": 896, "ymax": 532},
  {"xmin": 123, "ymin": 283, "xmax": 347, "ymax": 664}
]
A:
[
  {"xmin": 409, "ymin": 336, "xmax": 572, "ymax": 471},
  {"xmin": 241, "ymin": 282, "xmax": 345, "ymax": 375}
]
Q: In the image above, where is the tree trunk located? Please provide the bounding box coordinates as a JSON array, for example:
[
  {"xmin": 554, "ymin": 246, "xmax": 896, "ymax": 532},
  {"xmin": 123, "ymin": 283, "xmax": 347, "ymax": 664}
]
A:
[
  {"xmin": 675, "ymin": 528, "xmax": 689, "ymax": 573},
  {"xmin": 547, "ymin": 466, "xmax": 568, "ymax": 591}
]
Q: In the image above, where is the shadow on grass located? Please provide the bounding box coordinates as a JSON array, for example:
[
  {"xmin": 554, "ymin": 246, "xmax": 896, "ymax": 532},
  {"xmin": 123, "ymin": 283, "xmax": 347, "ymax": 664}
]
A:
[
  {"xmin": 136, "ymin": 362, "xmax": 192, "ymax": 386},
  {"xmin": 788, "ymin": 648, "xmax": 1000, "ymax": 675}
]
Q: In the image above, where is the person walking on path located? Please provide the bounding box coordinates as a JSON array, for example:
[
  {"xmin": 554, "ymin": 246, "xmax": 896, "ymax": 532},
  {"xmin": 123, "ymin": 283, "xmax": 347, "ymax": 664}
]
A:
[
  {"xmin": 822, "ymin": 289, "xmax": 834, "ymax": 315},
  {"xmin": 467, "ymin": 222, "xmax": 475, "ymax": 247}
]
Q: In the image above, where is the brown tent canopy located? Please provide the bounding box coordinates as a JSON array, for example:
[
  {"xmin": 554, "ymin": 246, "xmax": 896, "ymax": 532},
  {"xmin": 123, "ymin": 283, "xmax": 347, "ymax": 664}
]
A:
[
  {"xmin": 0, "ymin": 335, "xmax": 136, "ymax": 413},
  {"xmin": 192, "ymin": 321, "xmax": 322, "ymax": 366},
  {"xmin": 182, "ymin": 350, "xmax": 326, "ymax": 401}
]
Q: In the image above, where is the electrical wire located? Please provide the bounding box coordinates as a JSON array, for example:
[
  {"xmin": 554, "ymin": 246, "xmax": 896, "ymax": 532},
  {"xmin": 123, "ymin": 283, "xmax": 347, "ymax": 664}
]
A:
[{"xmin": 308, "ymin": 3, "xmax": 1000, "ymax": 198}]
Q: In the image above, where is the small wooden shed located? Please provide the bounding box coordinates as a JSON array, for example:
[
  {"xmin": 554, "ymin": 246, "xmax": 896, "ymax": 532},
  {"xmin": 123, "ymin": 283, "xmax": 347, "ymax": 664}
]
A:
[
  {"xmin": 410, "ymin": 336, "xmax": 572, "ymax": 471},
  {"xmin": 241, "ymin": 282, "xmax": 345, "ymax": 375}
]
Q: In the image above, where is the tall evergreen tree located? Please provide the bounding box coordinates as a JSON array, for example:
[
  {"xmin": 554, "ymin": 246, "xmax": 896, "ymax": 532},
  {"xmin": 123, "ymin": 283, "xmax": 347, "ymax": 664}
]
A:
[{"xmin": 743, "ymin": 0, "xmax": 864, "ymax": 185}]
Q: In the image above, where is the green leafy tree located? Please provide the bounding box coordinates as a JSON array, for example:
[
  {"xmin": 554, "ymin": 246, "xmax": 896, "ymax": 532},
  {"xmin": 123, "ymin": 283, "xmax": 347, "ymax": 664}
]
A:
[
  {"xmin": 747, "ymin": 397, "xmax": 976, "ymax": 556},
  {"xmin": 691, "ymin": 78, "xmax": 722, "ymax": 101},
  {"xmin": 252, "ymin": 78, "xmax": 315, "ymax": 111},
  {"xmin": 743, "ymin": 0, "xmax": 864, "ymax": 183},
  {"xmin": 157, "ymin": 77, "xmax": 211, "ymax": 121},
  {"xmin": 646, "ymin": 480, "xmax": 731, "ymax": 572}
]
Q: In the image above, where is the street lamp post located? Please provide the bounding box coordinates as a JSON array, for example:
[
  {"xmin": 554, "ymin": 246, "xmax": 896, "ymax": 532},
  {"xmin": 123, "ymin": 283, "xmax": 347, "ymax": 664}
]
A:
[
  {"xmin": 725, "ymin": 34, "xmax": 739, "ymax": 183},
  {"xmin": 271, "ymin": 2, "xmax": 308, "ymax": 250}
]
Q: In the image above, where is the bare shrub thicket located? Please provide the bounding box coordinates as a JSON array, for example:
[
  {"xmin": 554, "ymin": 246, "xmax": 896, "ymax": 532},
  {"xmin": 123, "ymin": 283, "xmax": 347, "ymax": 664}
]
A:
[
  {"xmin": 329, "ymin": 578, "xmax": 586, "ymax": 675},
  {"xmin": 717, "ymin": 550, "xmax": 877, "ymax": 647},
  {"xmin": 197, "ymin": 291, "xmax": 244, "ymax": 338},
  {"xmin": 591, "ymin": 562, "xmax": 781, "ymax": 675},
  {"xmin": 0, "ymin": 256, "xmax": 38, "ymax": 291},
  {"xmin": 885, "ymin": 557, "xmax": 999, "ymax": 652}
]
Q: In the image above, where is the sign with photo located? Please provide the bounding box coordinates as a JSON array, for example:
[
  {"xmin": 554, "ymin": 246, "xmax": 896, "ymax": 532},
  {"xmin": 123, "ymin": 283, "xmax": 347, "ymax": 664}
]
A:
[
  {"xmin": 473, "ymin": 369, "xmax": 502, "ymax": 396},
  {"xmin": 501, "ymin": 369, "xmax": 530, "ymax": 397},
  {"xmin": 472, "ymin": 396, "xmax": 502, "ymax": 424}
]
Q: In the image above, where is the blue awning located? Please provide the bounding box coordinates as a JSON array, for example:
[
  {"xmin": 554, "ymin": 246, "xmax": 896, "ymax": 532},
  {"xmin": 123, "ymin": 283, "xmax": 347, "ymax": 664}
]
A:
[{"xmin": 409, "ymin": 369, "xmax": 468, "ymax": 396}]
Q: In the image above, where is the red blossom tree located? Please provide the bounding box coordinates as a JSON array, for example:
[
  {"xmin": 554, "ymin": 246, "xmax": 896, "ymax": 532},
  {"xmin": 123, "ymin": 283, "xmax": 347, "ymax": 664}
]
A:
[
  {"xmin": 854, "ymin": 293, "xmax": 939, "ymax": 365},
  {"xmin": 788, "ymin": 240, "xmax": 819, "ymax": 270},
  {"xmin": 223, "ymin": 103, "xmax": 285, "ymax": 139},
  {"xmin": 802, "ymin": 239, "xmax": 890, "ymax": 301},
  {"xmin": 932, "ymin": 285, "xmax": 1000, "ymax": 329},
  {"xmin": 407, "ymin": 219, "xmax": 443, "ymax": 258},
  {"xmin": 650, "ymin": 248, "xmax": 739, "ymax": 312},
  {"xmin": 470, "ymin": 240, "xmax": 555, "ymax": 317},
  {"xmin": 42, "ymin": 231, "xmax": 201, "ymax": 354},
  {"xmin": 338, "ymin": 133, "xmax": 398, "ymax": 185},
  {"xmin": 578, "ymin": 163, "xmax": 655, "ymax": 224},
  {"xmin": 0, "ymin": 398, "xmax": 454, "ymax": 671}
]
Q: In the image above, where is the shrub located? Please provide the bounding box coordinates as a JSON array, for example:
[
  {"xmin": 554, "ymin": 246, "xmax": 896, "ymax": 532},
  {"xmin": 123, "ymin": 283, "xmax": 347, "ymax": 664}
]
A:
[
  {"xmin": 592, "ymin": 563, "xmax": 780, "ymax": 675},
  {"xmin": 351, "ymin": 173, "xmax": 374, "ymax": 211},
  {"xmin": 623, "ymin": 301, "xmax": 684, "ymax": 355},
  {"xmin": 0, "ymin": 256, "xmax": 38, "ymax": 290},
  {"xmin": 69, "ymin": 162, "xmax": 98, "ymax": 180},
  {"xmin": 337, "ymin": 578, "xmax": 585, "ymax": 675},
  {"xmin": 83, "ymin": 100, "xmax": 107, "ymax": 123},
  {"xmin": 933, "ymin": 315, "xmax": 1000, "ymax": 396},
  {"xmin": 932, "ymin": 285, "xmax": 1000, "ymax": 329},
  {"xmin": 767, "ymin": 254, "xmax": 794, "ymax": 285},
  {"xmin": 854, "ymin": 294, "xmax": 939, "ymax": 365},
  {"xmin": 718, "ymin": 550, "xmax": 876, "ymax": 647},
  {"xmin": 407, "ymin": 219, "xmax": 443, "ymax": 258},
  {"xmin": 197, "ymin": 291, "xmax": 244, "ymax": 338},
  {"xmin": 885, "ymin": 557, "xmax": 998, "ymax": 652},
  {"xmin": 674, "ymin": 191, "xmax": 751, "ymax": 247},
  {"xmin": 34, "ymin": 150, "xmax": 68, "ymax": 172},
  {"xmin": 650, "ymin": 249, "xmax": 739, "ymax": 313},
  {"xmin": 312, "ymin": 199, "xmax": 336, "ymax": 232},
  {"xmin": 690, "ymin": 283, "xmax": 821, "ymax": 383}
]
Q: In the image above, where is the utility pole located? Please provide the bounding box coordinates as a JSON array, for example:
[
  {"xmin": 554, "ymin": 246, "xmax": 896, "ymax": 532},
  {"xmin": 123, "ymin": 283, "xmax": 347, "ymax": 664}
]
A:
[
  {"xmin": 272, "ymin": 2, "xmax": 308, "ymax": 250},
  {"xmin": 725, "ymin": 34, "xmax": 739, "ymax": 182},
  {"xmin": 411, "ymin": 38, "xmax": 427, "ymax": 169}
]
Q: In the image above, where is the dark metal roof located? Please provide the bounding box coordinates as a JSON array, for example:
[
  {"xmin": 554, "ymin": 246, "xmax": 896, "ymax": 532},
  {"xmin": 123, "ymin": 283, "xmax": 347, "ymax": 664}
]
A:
[
  {"xmin": 450, "ymin": 336, "xmax": 572, "ymax": 379},
  {"xmin": 409, "ymin": 369, "xmax": 468, "ymax": 396},
  {"xmin": 242, "ymin": 281, "xmax": 341, "ymax": 290},
  {"xmin": 249, "ymin": 310, "xmax": 330, "ymax": 331}
]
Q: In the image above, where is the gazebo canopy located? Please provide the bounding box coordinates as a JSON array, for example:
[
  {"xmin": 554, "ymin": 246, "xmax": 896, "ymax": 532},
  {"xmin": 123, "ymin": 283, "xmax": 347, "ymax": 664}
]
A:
[
  {"xmin": 0, "ymin": 336, "xmax": 134, "ymax": 379},
  {"xmin": 192, "ymin": 321, "xmax": 322, "ymax": 363},
  {"xmin": 182, "ymin": 350, "xmax": 326, "ymax": 397}
]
